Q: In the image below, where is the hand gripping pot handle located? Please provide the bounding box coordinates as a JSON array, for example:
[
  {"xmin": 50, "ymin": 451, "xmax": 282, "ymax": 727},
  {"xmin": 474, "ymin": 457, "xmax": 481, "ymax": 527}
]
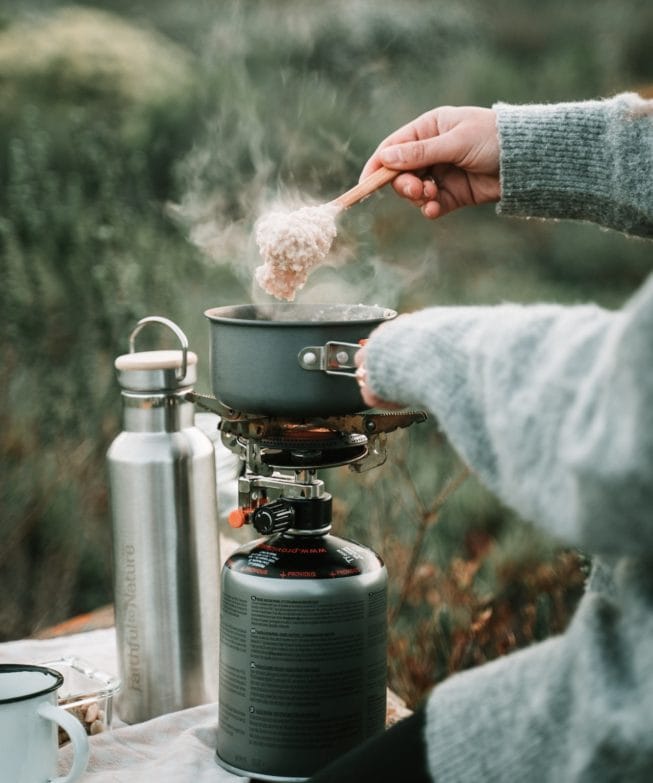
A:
[
  {"xmin": 128, "ymin": 315, "xmax": 189, "ymax": 381},
  {"xmin": 37, "ymin": 702, "xmax": 90, "ymax": 782},
  {"xmin": 297, "ymin": 341, "xmax": 364, "ymax": 378}
]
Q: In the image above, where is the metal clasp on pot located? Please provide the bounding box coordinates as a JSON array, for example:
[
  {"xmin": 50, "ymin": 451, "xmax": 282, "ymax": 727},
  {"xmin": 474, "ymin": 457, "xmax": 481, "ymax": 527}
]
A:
[{"xmin": 297, "ymin": 341, "xmax": 360, "ymax": 378}]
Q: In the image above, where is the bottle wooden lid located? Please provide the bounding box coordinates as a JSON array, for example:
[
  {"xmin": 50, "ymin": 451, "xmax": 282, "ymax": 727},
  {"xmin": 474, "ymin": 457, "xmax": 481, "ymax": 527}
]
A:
[{"xmin": 115, "ymin": 350, "xmax": 198, "ymax": 391}]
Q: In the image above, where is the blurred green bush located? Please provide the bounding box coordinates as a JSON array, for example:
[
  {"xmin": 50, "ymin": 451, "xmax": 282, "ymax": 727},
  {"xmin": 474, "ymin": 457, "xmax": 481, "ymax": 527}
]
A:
[
  {"xmin": 0, "ymin": 4, "xmax": 225, "ymax": 637},
  {"xmin": 0, "ymin": 0, "xmax": 650, "ymax": 705}
]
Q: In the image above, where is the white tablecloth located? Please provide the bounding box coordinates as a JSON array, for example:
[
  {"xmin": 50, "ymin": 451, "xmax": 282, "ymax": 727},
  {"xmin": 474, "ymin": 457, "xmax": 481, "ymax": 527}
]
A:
[
  {"xmin": 0, "ymin": 424, "xmax": 249, "ymax": 781},
  {"xmin": 0, "ymin": 628, "xmax": 247, "ymax": 782}
]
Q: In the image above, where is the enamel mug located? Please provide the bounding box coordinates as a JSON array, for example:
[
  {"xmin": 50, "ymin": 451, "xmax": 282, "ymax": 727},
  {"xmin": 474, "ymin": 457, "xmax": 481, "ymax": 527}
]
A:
[{"xmin": 0, "ymin": 664, "xmax": 90, "ymax": 782}]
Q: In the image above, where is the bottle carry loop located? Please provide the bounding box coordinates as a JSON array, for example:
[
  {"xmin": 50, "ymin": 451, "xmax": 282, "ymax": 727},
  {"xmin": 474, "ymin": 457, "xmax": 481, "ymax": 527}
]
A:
[{"xmin": 128, "ymin": 316, "xmax": 189, "ymax": 382}]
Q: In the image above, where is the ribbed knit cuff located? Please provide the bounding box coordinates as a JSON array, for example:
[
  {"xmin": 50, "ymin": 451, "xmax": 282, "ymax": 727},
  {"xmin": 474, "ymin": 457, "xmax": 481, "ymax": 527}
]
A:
[{"xmin": 494, "ymin": 93, "xmax": 653, "ymax": 236}]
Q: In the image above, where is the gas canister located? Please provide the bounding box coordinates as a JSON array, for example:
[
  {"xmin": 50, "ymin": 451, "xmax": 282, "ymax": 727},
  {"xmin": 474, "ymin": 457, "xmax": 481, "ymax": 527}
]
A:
[{"xmin": 216, "ymin": 494, "xmax": 387, "ymax": 782}]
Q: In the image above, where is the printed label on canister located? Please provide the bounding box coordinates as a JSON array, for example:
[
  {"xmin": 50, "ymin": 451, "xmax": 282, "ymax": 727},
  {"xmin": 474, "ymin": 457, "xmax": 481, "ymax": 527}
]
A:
[{"xmin": 217, "ymin": 560, "xmax": 387, "ymax": 779}]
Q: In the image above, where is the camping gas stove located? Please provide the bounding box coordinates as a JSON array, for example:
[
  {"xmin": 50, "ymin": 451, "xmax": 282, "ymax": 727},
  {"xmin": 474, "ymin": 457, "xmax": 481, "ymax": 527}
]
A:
[
  {"xmin": 190, "ymin": 393, "xmax": 425, "ymax": 782},
  {"xmin": 191, "ymin": 393, "xmax": 425, "ymax": 528},
  {"xmin": 220, "ymin": 406, "xmax": 425, "ymax": 536}
]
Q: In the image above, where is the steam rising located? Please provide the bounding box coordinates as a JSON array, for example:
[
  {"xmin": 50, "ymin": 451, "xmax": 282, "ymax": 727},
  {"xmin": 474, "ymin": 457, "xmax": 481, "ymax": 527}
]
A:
[
  {"xmin": 171, "ymin": 132, "xmax": 432, "ymax": 311},
  {"xmin": 171, "ymin": 181, "xmax": 435, "ymax": 312},
  {"xmin": 162, "ymin": 0, "xmax": 458, "ymax": 315}
]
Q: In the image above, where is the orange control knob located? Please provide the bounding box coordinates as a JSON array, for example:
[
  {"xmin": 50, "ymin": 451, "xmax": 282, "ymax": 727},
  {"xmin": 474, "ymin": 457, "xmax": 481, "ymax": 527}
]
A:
[{"xmin": 228, "ymin": 508, "xmax": 249, "ymax": 529}]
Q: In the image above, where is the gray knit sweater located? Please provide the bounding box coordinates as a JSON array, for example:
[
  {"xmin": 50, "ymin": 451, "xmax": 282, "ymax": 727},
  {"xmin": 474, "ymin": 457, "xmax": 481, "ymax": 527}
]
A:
[{"xmin": 365, "ymin": 94, "xmax": 653, "ymax": 781}]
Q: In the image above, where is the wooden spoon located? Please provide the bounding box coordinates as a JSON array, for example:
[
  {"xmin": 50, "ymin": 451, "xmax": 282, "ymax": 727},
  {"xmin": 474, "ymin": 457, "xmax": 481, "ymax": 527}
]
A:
[{"xmin": 331, "ymin": 166, "xmax": 398, "ymax": 209}]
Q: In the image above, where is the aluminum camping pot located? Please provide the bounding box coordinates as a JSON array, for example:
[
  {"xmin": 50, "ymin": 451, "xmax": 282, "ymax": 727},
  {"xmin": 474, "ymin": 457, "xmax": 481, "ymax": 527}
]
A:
[{"xmin": 204, "ymin": 303, "xmax": 396, "ymax": 416}]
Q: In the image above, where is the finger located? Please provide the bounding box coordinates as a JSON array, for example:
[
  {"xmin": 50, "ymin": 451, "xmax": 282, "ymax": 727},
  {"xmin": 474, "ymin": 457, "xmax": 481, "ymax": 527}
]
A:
[
  {"xmin": 422, "ymin": 177, "xmax": 438, "ymax": 201},
  {"xmin": 391, "ymin": 174, "xmax": 440, "ymax": 213},
  {"xmin": 356, "ymin": 365, "xmax": 403, "ymax": 410},
  {"xmin": 379, "ymin": 130, "xmax": 461, "ymax": 172},
  {"xmin": 359, "ymin": 158, "xmax": 384, "ymax": 182},
  {"xmin": 355, "ymin": 365, "xmax": 375, "ymax": 407},
  {"xmin": 360, "ymin": 114, "xmax": 439, "ymax": 181},
  {"xmin": 421, "ymin": 200, "xmax": 442, "ymax": 220},
  {"xmin": 392, "ymin": 172, "xmax": 427, "ymax": 201}
]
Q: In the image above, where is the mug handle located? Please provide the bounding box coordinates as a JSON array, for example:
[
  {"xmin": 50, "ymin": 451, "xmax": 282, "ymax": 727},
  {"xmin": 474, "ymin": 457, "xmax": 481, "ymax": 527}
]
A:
[{"xmin": 38, "ymin": 702, "xmax": 90, "ymax": 783}]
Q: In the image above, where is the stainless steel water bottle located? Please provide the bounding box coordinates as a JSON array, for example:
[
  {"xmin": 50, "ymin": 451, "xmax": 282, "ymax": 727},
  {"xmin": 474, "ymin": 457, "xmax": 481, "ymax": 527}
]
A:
[{"xmin": 107, "ymin": 316, "xmax": 220, "ymax": 723}]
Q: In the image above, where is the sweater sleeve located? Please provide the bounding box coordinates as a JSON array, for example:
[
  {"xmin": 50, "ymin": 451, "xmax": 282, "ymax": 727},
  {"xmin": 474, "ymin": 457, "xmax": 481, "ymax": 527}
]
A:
[
  {"xmin": 364, "ymin": 95, "xmax": 653, "ymax": 555},
  {"xmin": 494, "ymin": 92, "xmax": 653, "ymax": 237},
  {"xmin": 364, "ymin": 273, "xmax": 653, "ymax": 556},
  {"xmin": 422, "ymin": 569, "xmax": 653, "ymax": 782}
]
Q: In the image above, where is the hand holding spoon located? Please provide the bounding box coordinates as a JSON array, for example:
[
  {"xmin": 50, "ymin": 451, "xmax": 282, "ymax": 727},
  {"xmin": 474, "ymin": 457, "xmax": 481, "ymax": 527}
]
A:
[{"xmin": 255, "ymin": 167, "xmax": 398, "ymax": 301}]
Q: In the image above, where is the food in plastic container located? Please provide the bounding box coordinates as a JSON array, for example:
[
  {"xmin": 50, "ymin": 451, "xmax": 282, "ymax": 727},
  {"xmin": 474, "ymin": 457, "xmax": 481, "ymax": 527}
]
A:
[{"xmin": 40, "ymin": 657, "xmax": 120, "ymax": 745}]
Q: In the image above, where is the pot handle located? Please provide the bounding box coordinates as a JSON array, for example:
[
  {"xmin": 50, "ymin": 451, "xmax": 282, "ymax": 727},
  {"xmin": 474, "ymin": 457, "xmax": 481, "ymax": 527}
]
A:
[{"xmin": 297, "ymin": 341, "xmax": 363, "ymax": 378}]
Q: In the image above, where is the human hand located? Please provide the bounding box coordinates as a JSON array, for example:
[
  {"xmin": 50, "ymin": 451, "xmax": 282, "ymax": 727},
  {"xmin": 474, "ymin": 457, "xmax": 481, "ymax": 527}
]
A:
[
  {"xmin": 360, "ymin": 106, "xmax": 500, "ymax": 219},
  {"xmin": 354, "ymin": 344, "xmax": 403, "ymax": 410}
]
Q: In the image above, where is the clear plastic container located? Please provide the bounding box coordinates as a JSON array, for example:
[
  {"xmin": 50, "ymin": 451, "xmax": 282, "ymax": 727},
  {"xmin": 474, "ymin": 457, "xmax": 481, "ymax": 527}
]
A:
[{"xmin": 41, "ymin": 657, "xmax": 121, "ymax": 745}]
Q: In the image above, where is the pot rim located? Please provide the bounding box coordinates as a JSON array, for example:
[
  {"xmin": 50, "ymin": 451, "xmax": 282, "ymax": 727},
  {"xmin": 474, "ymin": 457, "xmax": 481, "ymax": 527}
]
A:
[{"xmin": 204, "ymin": 303, "xmax": 397, "ymax": 327}]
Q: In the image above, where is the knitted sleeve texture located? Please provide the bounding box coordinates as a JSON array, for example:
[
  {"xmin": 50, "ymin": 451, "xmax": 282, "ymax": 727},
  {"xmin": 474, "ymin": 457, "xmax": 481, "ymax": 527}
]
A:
[
  {"xmin": 365, "ymin": 281, "xmax": 653, "ymax": 557},
  {"xmin": 362, "ymin": 94, "xmax": 653, "ymax": 782},
  {"xmin": 495, "ymin": 92, "xmax": 653, "ymax": 237},
  {"xmin": 364, "ymin": 94, "xmax": 653, "ymax": 556}
]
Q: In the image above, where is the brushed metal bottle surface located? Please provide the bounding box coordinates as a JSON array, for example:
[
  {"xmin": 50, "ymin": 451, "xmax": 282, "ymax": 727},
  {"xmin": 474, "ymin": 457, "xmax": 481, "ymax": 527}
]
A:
[
  {"xmin": 108, "ymin": 380, "xmax": 220, "ymax": 724},
  {"xmin": 217, "ymin": 532, "xmax": 387, "ymax": 782}
]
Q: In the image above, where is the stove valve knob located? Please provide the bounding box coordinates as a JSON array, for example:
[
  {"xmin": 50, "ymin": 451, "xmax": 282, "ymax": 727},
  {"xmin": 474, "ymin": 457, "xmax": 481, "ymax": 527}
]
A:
[
  {"xmin": 252, "ymin": 500, "xmax": 295, "ymax": 535},
  {"xmin": 228, "ymin": 507, "xmax": 250, "ymax": 529}
]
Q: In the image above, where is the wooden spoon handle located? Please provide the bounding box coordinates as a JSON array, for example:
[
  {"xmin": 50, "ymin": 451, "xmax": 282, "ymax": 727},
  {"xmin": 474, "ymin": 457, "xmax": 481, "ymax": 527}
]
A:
[{"xmin": 332, "ymin": 166, "xmax": 398, "ymax": 209}]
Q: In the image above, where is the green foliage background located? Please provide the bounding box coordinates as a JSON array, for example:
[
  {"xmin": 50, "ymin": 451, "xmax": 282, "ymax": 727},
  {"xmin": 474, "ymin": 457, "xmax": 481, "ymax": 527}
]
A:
[{"xmin": 0, "ymin": 0, "xmax": 651, "ymax": 703}]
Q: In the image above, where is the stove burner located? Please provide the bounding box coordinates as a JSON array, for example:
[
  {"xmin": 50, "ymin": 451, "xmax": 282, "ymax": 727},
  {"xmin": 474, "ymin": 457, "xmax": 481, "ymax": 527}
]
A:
[
  {"xmin": 257, "ymin": 428, "xmax": 368, "ymax": 452},
  {"xmin": 238, "ymin": 429, "xmax": 368, "ymax": 469},
  {"xmin": 187, "ymin": 392, "xmax": 427, "ymax": 472}
]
